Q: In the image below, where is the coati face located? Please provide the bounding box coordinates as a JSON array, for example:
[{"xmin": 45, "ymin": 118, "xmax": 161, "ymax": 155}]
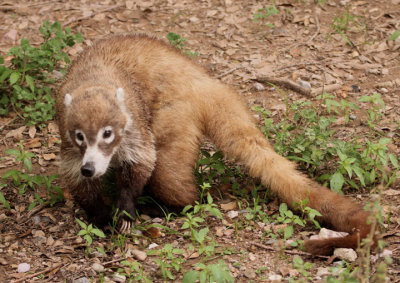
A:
[{"xmin": 64, "ymin": 87, "xmax": 130, "ymax": 178}]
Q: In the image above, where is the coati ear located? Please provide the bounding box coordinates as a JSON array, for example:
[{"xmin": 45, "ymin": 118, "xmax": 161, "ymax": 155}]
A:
[
  {"xmin": 116, "ymin": 88, "xmax": 125, "ymax": 103},
  {"xmin": 64, "ymin": 93, "xmax": 72, "ymax": 107}
]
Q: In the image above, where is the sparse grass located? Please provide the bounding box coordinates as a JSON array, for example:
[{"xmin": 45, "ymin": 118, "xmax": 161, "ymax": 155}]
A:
[{"xmin": 166, "ymin": 32, "xmax": 199, "ymax": 57}]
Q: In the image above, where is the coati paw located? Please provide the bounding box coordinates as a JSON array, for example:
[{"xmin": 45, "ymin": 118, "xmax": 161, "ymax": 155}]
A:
[{"xmin": 119, "ymin": 219, "xmax": 135, "ymax": 234}]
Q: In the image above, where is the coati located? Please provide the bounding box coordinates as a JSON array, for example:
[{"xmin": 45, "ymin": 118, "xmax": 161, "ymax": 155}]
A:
[{"xmin": 57, "ymin": 34, "xmax": 372, "ymax": 255}]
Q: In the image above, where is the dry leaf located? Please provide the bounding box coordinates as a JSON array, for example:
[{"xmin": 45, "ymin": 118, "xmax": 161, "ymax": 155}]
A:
[
  {"xmin": 5, "ymin": 126, "xmax": 26, "ymax": 140},
  {"xmin": 24, "ymin": 138, "xmax": 41, "ymax": 149},
  {"xmin": 220, "ymin": 201, "xmax": 238, "ymax": 211},
  {"xmin": 43, "ymin": 153, "xmax": 56, "ymax": 161},
  {"xmin": 28, "ymin": 125, "xmax": 36, "ymax": 139},
  {"xmin": 144, "ymin": 227, "xmax": 162, "ymax": 238},
  {"xmin": 47, "ymin": 122, "xmax": 59, "ymax": 134}
]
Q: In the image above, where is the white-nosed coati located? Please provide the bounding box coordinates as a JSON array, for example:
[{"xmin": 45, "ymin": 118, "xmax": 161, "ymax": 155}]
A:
[{"xmin": 57, "ymin": 34, "xmax": 372, "ymax": 255}]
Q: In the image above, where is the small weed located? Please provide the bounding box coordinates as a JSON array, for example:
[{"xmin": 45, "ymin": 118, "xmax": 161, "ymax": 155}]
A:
[
  {"xmin": 2, "ymin": 143, "xmax": 64, "ymax": 210},
  {"xmin": 183, "ymin": 260, "xmax": 234, "ymax": 283},
  {"xmin": 253, "ymin": 0, "xmax": 280, "ymax": 28},
  {"xmin": 289, "ymin": 256, "xmax": 313, "ymax": 282},
  {"xmin": 0, "ymin": 21, "xmax": 82, "ymax": 126},
  {"xmin": 75, "ymin": 218, "xmax": 105, "ymax": 248},
  {"xmin": 390, "ymin": 30, "xmax": 400, "ymax": 41},
  {"xmin": 166, "ymin": 32, "xmax": 198, "ymax": 57},
  {"xmin": 148, "ymin": 243, "xmax": 185, "ymax": 280},
  {"xmin": 119, "ymin": 259, "xmax": 152, "ymax": 283}
]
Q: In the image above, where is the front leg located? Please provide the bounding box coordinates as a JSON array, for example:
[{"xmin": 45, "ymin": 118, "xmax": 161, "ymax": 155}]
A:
[
  {"xmin": 116, "ymin": 161, "xmax": 151, "ymax": 233},
  {"xmin": 71, "ymin": 179, "xmax": 111, "ymax": 228}
]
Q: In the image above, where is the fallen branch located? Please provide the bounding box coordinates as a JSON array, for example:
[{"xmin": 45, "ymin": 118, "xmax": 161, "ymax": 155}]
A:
[
  {"xmin": 305, "ymin": 14, "xmax": 320, "ymax": 45},
  {"xmin": 254, "ymin": 76, "xmax": 311, "ymax": 96},
  {"xmin": 216, "ymin": 67, "xmax": 239, "ymax": 79},
  {"xmin": 12, "ymin": 263, "xmax": 64, "ymax": 283},
  {"xmin": 251, "ymin": 241, "xmax": 329, "ymax": 259},
  {"xmin": 63, "ymin": 4, "xmax": 125, "ymax": 26}
]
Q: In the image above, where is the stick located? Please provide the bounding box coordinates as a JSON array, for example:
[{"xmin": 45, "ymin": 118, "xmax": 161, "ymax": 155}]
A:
[
  {"xmin": 216, "ymin": 67, "xmax": 239, "ymax": 79},
  {"xmin": 251, "ymin": 241, "xmax": 329, "ymax": 259},
  {"xmin": 63, "ymin": 4, "xmax": 125, "ymax": 26},
  {"xmin": 254, "ymin": 76, "xmax": 311, "ymax": 96},
  {"xmin": 306, "ymin": 15, "xmax": 320, "ymax": 45},
  {"xmin": 12, "ymin": 263, "xmax": 63, "ymax": 283}
]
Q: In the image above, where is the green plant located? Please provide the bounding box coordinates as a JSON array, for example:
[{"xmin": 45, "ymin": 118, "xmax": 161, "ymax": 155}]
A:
[
  {"xmin": 330, "ymin": 6, "xmax": 368, "ymax": 46},
  {"xmin": 1, "ymin": 143, "xmax": 64, "ymax": 209},
  {"xmin": 183, "ymin": 260, "xmax": 234, "ymax": 283},
  {"xmin": 253, "ymin": 0, "xmax": 280, "ymax": 28},
  {"xmin": 148, "ymin": 243, "xmax": 185, "ymax": 280},
  {"xmin": 75, "ymin": 218, "xmax": 105, "ymax": 247},
  {"xmin": 289, "ymin": 256, "xmax": 313, "ymax": 282},
  {"xmin": 0, "ymin": 21, "xmax": 82, "ymax": 126},
  {"xmin": 119, "ymin": 259, "xmax": 152, "ymax": 283},
  {"xmin": 389, "ymin": 30, "xmax": 400, "ymax": 41},
  {"xmin": 166, "ymin": 32, "xmax": 198, "ymax": 57}
]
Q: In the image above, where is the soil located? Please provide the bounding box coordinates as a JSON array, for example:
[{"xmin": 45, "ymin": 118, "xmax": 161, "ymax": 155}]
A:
[{"xmin": 0, "ymin": 0, "xmax": 400, "ymax": 282}]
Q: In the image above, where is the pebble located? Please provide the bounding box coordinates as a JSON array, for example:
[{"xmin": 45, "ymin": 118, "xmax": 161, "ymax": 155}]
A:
[
  {"xmin": 380, "ymin": 88, "xmax": 388, "ymax": 93},
  {"xmin": 113, "ymin": 273, "xmax": 126, "ymax": 282},
  {"xmin": 73, "ymin": 277, "xmax": 90, "ymax": 283},
  {"xmin": 268, "ymin": 274, "xmax": 282, "ymax": 281},
  {"xmin": 148, "ymin": 243, "xmax": 159, "ymax": 249},
  {"xmin": 17, "ymin": 263, "xmax": 30, "ymax": 273},
  {"xmin": 152, "ymin": 217, "xmax": 163, "ymax": 223},
  {"xmin": 297, "ymin": 79, "xmax": 311, "ymax": 89},
  {"xmin": 227, "ymin": 210, "xmax": 239, "ymax": 219},
  {"xmin": 244, "ymin": 269, "xmax": 256, "ymax": 279},
  {"xmin": 334, "ymin": 248, "xmax": 357, "ymax": 262},
  {"xmin": 92, "ymin": 263, "xmax": 105, "ymax": 273},
  {"xmin": 248, "ymin": 252, "xmax": 256, "ymax": 261},
  {"xmin": 131, "ymin": 249, "xmax": 147, "ymax": 261},
  {"xmin": 254, "ymin": 82, "xmax": 265, "ymax": 91}
]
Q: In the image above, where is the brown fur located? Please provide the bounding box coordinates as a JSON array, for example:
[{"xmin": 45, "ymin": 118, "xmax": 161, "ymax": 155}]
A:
[{"xmin": 57, "ymin": 34, "xmax": 372, "ymax": 255}]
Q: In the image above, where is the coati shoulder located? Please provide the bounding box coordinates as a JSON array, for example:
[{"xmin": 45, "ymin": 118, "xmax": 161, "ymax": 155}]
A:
[{"xmin": 57, "ymin": 34, "xmax": 373, "ymax": 255}]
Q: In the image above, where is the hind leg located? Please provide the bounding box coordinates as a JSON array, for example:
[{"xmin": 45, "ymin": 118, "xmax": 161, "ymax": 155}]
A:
[{"xmin": 149, "ymin": 113, "xmax": 202, "ymax": 207}]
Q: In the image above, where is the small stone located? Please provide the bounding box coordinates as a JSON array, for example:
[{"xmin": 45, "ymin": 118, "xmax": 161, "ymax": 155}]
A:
[
  {"xmin": 380, "ymin": 88, "xmax": 388, "ymax": 93},
  {"xmin": 17, "ymin": 263, "xmax": 30, "ymax": 273},
  {"xmin": 268, "ymin": 274, "xmax": 282, "ymax": 281},
  {"xmin": 244, "ymin": 269, "xmax": 256, "ymax": 279},
  {"xmin": 297, "ymin": 79, "xmax": 311, "ymax": 89},
  {"xmin": 131, "ymin": 249, "xmax": 147, "ymax": 261},
  {"xmin": 248, "ymin": 253, "xmax": 256, "ymax": 261},
  {"xmin": 152, "ymin": 217, "xmax": 163, "ymax": 223},
  {"xmin": 381, "ymin": 68, "xmax": 389, "ymax": 75},
  {"xmin": 113, "ymin": 273, "xmax": 126, "ymax": 282},
  {"xmin": 32, "ymin": 215, "xmax": 41, "ymax": 225},
  {"xmin": 334, "ymin": 248, "xmax": 357, "ymax": 262},
  {"xmin": 310, "ymin": 228, "xmax": 348, "ymax": 240},
  {"xmin": 73, "ymin": 277, "xmax": 90, "ymax": 283},
  {"xmin": 316, "ymin": 267, "xmax": 330, "ymax": 276},
  {"xmin": 148, "ymin": 243, "xmax": 158, "ymax": 249},
  {"xmin": 349, "ymin": 114, "xmax": 356, "ymax": 120},
  {"xmin": 254, "ymin": 82, "xmax": 265, "ymax": 91},
  {"xmin": 92, "ymin": 263, "xmax": 105, "ymax": 273},
  {"xmin": 227, "ymin": 210, "xmax": 239, "ymax": 219}
]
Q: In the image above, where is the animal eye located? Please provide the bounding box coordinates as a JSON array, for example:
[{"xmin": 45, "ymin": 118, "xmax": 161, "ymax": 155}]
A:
[
  {"xmin": 103, "ymin": 129, "xmax": 112, "ymax": 139},
  {"xmin": 76, "ymin": 132, "xmax": 84, "ymax": 141}
]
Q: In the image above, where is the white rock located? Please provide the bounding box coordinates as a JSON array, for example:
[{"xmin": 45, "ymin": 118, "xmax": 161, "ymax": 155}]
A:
[
  {"xmin": 73, "ymin": 277, "xmax": 90, "ymax": 283},
  {"xmin": 309, "ymin": 228, "xmax": 348, "ymax": 240},
  {"xmin": 148, "ymin": 243, "xmax": 159, "ymax": 249},
  {"xmin": 17, "ymin": 263, "xmax": 30, "ymax": 273},
  {"xmin": 316, "ymin": 267, "xmax": 330, "ymax": 276},
  {"xmin": 131, "ymin": 249, "xmax": 147, "ymax": 261},
  {"xmin": 268, "ymin": 274, "xmax": 282, "ymax": 281},
  {"xmin": 254, "ymin": 82, "xmax": 265, "ymax": 91},
  {"xmin": 227, "ymin": 210, "xmax": 239, "ymax": 219},
  {"xmin": 92, "ymin": 263, "xmax": 105, "ymax": 273},
  {"xmin": 297, "ymin": 79, "xmax": 311, "ymax": 89},
  {"xmin": 334, "ymin": 248, "xmax": 357, "ymax": 262},
  {"xmin": 113, "ymin": 273, "xmax": 126, "ymax": 282},
  {"xmin": 380, "ymin": 88, "xmax": 388, "ymax": 93}
]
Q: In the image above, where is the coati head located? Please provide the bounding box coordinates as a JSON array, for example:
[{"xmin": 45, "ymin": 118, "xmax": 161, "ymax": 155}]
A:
[{"xmin": 63, "ymin": 87, "xmax": 131, "ymax": 178}]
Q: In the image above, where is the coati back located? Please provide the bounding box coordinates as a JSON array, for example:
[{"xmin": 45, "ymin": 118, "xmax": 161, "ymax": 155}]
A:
[{"xmin": 57, "ymin": 34, "xmax": 372, "ymax": 255}]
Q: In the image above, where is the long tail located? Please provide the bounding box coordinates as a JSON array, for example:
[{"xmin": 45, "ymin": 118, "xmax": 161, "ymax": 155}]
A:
[{"xmin": 202, "ymin": 83, "xmax": 372, "ymax": 255}]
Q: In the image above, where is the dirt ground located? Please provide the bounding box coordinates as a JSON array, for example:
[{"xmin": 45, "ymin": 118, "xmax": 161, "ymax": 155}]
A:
[{"xmin": 1, "ymin": 0, "xmax": 400, "ymax": 282}]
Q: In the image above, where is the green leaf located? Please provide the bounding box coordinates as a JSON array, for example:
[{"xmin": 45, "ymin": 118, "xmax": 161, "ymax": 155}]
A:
[
  {"xmin": 75, "ymin": 218, "xmax": 87, "ymax": 229},
  {"xmin": 330, "ymin": 172, "xmax": 344, "ymax": 193},
  {"xmin": 23, "ymin": 157, "xmax": 33, "ymax": 172},
  {"xmin": 25, "ymin": 75, "xmax": 35, "ymax": 92},
  {"xmin": 0, "ymin": 191, "xmax": 11, "ymax": 210},
  {"xmin": 284, "ymin": 225, "xmax": 294, "ymax": 239},
  {"xmin": 182, "ymin": 270, "xmax": 198, "ymax": 283},
  {"xmin": 390, "ymin": 30, "xmax": 400, "ymax": 41},
  {"xmin": 9, "ymin": 72, "xmax": 20, "ymax": 85},
  {"xmin": 91, "ymin": 228, "xmax": 105, "ymax": 238},
  {"xmin": 5, "ymin": 149, "xmax": 20, "ymax": 157},
  {"xmin": 389, "ymin": 154, "xmax": 399, "ymax": 169},
  {"xmin": 84, "ymin": 234, "xmax": 92, "ymax": 246}
]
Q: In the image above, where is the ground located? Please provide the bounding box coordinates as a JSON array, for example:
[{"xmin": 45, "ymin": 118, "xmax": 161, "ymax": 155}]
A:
[{"xmin": 0, "ymin": 0, "xmax": 400, "ymax": 282}]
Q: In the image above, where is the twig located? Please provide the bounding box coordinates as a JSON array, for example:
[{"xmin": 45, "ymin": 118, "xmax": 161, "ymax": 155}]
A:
[
  {"xmin": 63, "ymin": 4, "xmax": 125, "ymax": 26},
  {"xmin": 0, "ymin": 2, "xmax": 54, "ymax": 10},
  {"xmin": 103, "ymin": 257, "xmax": 125, "ymax": 266},
  {"xmin": 12, "ymin": 263, "xmax": 64, "ymax": 283},
  {"xmin": 0, "ymin": 117, "xmax": 16, "ymax": 132},
  {"xmin": 305, "ymin": 15, "xmax": 320, "ymax": 45},
  {"xmin": 251, "ymin": 241, "xmax": 329, "ymax": 259},
  {"xmin": 216, "ymin": 67, "xmax": 239, "ymax": 79},
  {"xmin": 275, "ymin": 62, "xmax": 318, "ymax": 72},
  {"xmin": 254, "ymin": 76, "xmax": 311, "ymax": 96}
]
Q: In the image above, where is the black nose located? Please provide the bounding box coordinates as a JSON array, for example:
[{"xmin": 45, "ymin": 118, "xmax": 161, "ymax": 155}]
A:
[{"xmin": 81, "ymin": 162, "xmax": 95, "ymax": 177}]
